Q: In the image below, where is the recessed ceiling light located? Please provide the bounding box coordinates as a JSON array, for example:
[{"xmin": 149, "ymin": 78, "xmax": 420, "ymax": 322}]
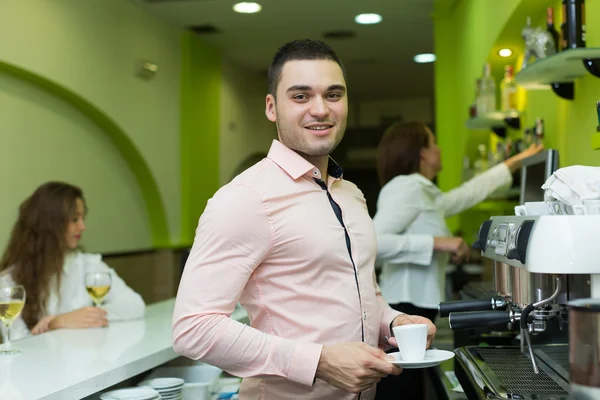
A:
[
  {"xmin": 498, "ymin": 48, "xmax": 513, "ymax": 57},
  {"xmin": 233, "ymin": 2, "xmax": 262, "ymax": 14},
  {"xmin": 354, "ymin": 13, "xmax": 382, "ymax": 25},
  {"xmin": 413, "ymin": 53, "xmax": 436, "ymax": 63}
]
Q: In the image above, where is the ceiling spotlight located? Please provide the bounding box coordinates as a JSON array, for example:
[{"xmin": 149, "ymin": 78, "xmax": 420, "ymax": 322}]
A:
[
  {"xmin": 413, "ymin": 53, "xmax": 436, "ymax": 63},
  {"xmin": 355, "ymin": 13, "xmax": 382, "ymax": 25},
  {"xmin": 233, "ymin": 2, "xmax": 262, "ymax": 14},
  {"xmin": 498, "ymin": 48, "xmax": 513, "ymax": 57}
]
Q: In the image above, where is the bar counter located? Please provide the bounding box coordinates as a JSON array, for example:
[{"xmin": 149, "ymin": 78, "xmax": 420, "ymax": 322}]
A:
[{"xmin": 0, "ymin": 299, "xmax": 249, "ymax": 400}]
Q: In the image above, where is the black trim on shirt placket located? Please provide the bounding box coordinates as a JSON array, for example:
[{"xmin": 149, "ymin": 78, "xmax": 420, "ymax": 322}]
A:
[{"xmin": 314, "ymin": 178, "xmax": 365, "ymax": 343}]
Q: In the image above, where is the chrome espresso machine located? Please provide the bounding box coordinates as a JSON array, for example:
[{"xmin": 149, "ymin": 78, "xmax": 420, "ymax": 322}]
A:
[{"xmin": 439, "ymin": 213, "xmax": 600, "ymax": 400}]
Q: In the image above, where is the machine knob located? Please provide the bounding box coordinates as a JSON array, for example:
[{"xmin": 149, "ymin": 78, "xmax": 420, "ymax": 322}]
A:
[
  {"xmin": 507, "ymin": 249, "xmax": 519, "ymax": 260},
  {"xmin": 511, "ymin": 220, "xmax": 535, "ymax": 264},
  {"xmin": 473, "ymin": 219, "xmax": 493, "ymax": 250}
]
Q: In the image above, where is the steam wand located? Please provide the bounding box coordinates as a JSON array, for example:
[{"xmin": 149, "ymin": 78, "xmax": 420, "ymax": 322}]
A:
[{"xmin": 519, "ymin": 277, "xmax": 562, "ymax": 374}]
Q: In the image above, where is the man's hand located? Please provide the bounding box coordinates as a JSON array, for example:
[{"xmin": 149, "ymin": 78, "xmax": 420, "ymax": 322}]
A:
[
  {"xmin": 48, "ymin": 307, "xmax": 108, "ymax": 330},
  {"xmin": 388, "ymin": 314, "xmax": 436, "ymax": 349},
  {"xmin": 316, "ymin": 342, "xmax": 402, "ymax": 394}
]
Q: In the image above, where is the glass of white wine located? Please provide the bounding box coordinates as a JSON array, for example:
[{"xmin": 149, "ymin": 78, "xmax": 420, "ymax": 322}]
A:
[
  {"xmin": 0, "ymin": 285, "xmax": 26, "ymax": 355},
  {"xmin": 85, "ymin": 272, "xmax": 111, "ymax": 307}
]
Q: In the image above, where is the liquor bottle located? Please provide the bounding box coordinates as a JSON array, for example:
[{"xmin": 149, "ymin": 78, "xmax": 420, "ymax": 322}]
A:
[
  {"xmin": 480, "ymin": 64, "xmax": 497, "ymax": 114},
  {"xmin": 500, "ymin": 66, "xmax": 518, "ymax": 112},
  {"xmin": 547, "ymin": 7, "xmax": 559, "ymax": 52},
  {"xmin": 473, "ymin": 144, "xmax": 488, "ymax": 176},
  {"xmin": 475, "ymin": 78, "xmax": 483, "ymax": 116},
  {"xmin": 565, "ymin": 0, "xmax": 585, "ymax": 48},
  {"xmin": 535, "ymin": 118, "xmax": 545, "ymax": 144},
  {"xmin": 560, "ymin": 0, "xmax": 569, "ymax": 50}
]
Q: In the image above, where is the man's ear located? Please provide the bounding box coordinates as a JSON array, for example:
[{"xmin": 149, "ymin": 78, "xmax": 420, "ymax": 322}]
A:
[{"xmin": 265, "ymin": 94, "xmax": 277, "ymax": 122}]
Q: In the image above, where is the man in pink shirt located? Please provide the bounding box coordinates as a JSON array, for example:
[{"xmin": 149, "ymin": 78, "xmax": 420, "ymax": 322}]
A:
[{"xmin": 172, "ymin": 39, "xmax": 436, "ymax": 399}]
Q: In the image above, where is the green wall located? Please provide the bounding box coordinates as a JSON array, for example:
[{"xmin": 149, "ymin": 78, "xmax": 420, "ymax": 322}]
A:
[
  {"xmin": 434, "ymin": 0, "xmax": 600, "ymax": 236},
  {"xmin": 433, "ymin": 0, "xmax": 521, "ymax": 231},
  {"xmin": 180, "ymin": 31, "xmax": 222, "ymax": 245}
]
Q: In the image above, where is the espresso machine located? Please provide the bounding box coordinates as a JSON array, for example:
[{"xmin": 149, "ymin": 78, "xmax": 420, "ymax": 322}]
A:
[{"xmin": 439, "ymin": 214, "xmax": 600, "ymax": 399}]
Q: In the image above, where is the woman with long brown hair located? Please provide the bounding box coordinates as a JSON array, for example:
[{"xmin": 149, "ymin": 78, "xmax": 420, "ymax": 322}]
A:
[
  {"xmin": 373, "ymin": 122, "xmax": 542, "ymax": 400},
  {"xmin": 0, "ymin": 181, "xmax": 145, "ymax": 340}
]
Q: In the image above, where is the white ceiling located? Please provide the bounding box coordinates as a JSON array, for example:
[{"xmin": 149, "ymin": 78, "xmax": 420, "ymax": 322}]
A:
[{"xmin": 138, "ymin": 0, "xmax": 436, "ymax": 101}]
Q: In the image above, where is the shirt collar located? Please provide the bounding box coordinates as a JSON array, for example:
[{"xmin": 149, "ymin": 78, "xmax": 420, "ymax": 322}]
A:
[
  {"xmin": 411, "ymin": 172, "xmax": 435, "ymax": 187},
  {"xmin": 267, "ymin": 140, "xmax": 343, "ymax": 180}
]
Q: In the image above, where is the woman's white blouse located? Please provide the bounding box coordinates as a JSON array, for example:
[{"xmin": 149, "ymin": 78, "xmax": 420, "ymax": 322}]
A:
[
  {"xmin": 373, "ymin": 163, "xmax": 513, "ymax": 309},
  {"xmin": 0, "ymin": 251, "xmax": 145, "ymax": 340}
]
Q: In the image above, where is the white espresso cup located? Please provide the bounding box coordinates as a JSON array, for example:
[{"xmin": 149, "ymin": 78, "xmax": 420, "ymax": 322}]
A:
[{"xmin": 392, "ymin": 324, "xmax": 428, "ymax": 361}]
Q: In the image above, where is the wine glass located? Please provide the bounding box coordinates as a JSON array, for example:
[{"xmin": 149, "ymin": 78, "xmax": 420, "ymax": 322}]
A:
[
  {"xmin": 0, "ymin": 285, "xmax": 26, "ymax": 355},
  {"xmin": 85, "ymin": 272, "xmax": 112, "ymax": 307}
]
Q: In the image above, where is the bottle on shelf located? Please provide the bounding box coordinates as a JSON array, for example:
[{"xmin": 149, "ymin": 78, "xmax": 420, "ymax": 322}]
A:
[
  {"xmin": 500, "ymin": 65, "xmax": 518, "ymax": 112},
  {"xmin": 565, "ymin": 0, "xmax": 585, "ymax": 48},
  {"xmin": 475, "ymin": 78, "xmax": 483, "ymax": 116},
  {"xmin": 493, "ymin": 142, "xmax": 505, "ymax": 165},
  {"xmin": 535, "ymin": 118, "xmax": 545, "ymax": 144},
  {"xmin": 547, "ymin": 7, "xmax": 559, "ymax": 53},
  {"xmin": 480, "ymin": 63, "xmax": 497, "ymax": 115},
  {"xmin": 505, "ymin": 137, "xmax": 516, "ymax": 159},
  {"xmin": 560, "ymin": 0, "xmax": 569, "ymax": 50},
  {"xmin": 473, "ymin": 144, "xmax": 489, "ymax": 176},
  {"xmin": 524, "ymin": 128, "xmax": 533, "ymax": 147}
]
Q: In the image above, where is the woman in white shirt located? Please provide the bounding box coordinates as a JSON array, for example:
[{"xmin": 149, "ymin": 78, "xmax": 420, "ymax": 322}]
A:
[
  {"xmin": 0, "ymin": 182, "xmax": 145, "ymax": 341},
  {"xmin": 373, "ymin": 122, "xmax": 541, "ymax": 400}
]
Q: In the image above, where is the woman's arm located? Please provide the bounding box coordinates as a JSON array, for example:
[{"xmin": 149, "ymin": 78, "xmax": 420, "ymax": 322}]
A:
[{"xmin": 440, "ymin": 143, "xmax": 543, "ymax": 217}]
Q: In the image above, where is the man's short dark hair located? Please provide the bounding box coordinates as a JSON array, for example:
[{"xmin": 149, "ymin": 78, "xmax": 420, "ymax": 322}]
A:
[{"xmin": 268, "ymin": 39, "xmax": 347, "ymax": 98}]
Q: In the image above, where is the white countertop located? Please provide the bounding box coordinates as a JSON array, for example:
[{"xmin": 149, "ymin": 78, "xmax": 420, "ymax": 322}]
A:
[{"xmin": 0, "ymin": 299, "xmax": 249, "ymax": 400}]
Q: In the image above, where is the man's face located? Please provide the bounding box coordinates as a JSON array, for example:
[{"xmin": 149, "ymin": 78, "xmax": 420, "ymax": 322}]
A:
[{"xmin": 265, "ymin": 59, "xmax": 348, "ymax": 158}]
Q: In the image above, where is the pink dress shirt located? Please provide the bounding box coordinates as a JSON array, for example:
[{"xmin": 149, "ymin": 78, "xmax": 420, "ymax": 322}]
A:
[{"xmin": 173, "ymin": 140, "xmax": 401, "ymax": 400}]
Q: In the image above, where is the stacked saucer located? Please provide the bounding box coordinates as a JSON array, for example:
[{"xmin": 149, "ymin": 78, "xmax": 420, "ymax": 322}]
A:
[
  {"xmin": 100, "ymin": 387, "xmax": 160, "ymax": 400},
  {"xmin": 139, "ymin": 377, "xmax": 185, "ymax": 400}
]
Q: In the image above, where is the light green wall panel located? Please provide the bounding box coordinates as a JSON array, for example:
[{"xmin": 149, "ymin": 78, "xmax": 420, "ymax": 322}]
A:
[
  {"xmin": 434, "ymin": 0, "xmax": 600, "ymax": 237},
  {"xmin": 180, "ymin": 31, "xmax": 222, "ymax": 245}
]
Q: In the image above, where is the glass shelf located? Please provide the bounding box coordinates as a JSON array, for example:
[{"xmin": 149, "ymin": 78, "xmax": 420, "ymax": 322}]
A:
[
  {"xmin": 516, "ymin": 48, "xmax": 600, "ymax": 87},
  {"xmin": 465, "ymin": 112, "xmax": 520, "ymax": 130}
]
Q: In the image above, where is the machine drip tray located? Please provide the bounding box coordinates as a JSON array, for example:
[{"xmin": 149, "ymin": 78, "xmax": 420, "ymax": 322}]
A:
[{"xmin": 455, "ymin": 345, "xmax": 570, "ymax": 399}]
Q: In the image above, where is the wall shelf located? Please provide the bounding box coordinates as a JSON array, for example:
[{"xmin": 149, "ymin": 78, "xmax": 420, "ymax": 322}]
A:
[
  {"xmin": 516, "ymin": 48, "xmax": 600, "ymax": 100},
  {"xmin": 465, "ymin": 112, "xmax": 521, "ymax": 137}
]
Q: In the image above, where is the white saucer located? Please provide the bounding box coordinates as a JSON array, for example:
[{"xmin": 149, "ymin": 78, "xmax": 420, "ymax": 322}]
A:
[
  {"xmin": 139, "ymin": 377, "xmax": 185, "ymax": 389},
  {"xmin": 388, "ymin": 349, "xmax": 454, "ymax": 369},
  {"xmin": 100, "ymin": 387, "xmax": 160, "ymax": 399}
]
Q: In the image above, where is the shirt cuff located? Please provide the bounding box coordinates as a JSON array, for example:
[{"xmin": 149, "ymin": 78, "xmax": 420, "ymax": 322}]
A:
[
  {"xmin": 491, "ymin": 162, "xmax": 514, "ymax": 187},
  {"xmin": 378, "ymin": 297, "xmax": 403, "ymax": 347},
  {"xmin": 287, "ymin": 342, "xmax": 323, "ymax": 386}
]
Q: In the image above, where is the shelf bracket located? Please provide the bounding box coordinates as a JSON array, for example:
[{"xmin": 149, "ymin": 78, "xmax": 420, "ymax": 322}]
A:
[
  {"xmin": 550, "ymin": 82, "xmax": 575, "ymax": 100},
  {"xmin": 492, "ymin": 126, "xmax": 507, "ymax": 138},
  {"xmin": 583, "ymin": 58, "xmax": 600, "ymax": 79},
  {"xmin": 504, "ymin": 116, "xmax": 521, "ymax": 130}
]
